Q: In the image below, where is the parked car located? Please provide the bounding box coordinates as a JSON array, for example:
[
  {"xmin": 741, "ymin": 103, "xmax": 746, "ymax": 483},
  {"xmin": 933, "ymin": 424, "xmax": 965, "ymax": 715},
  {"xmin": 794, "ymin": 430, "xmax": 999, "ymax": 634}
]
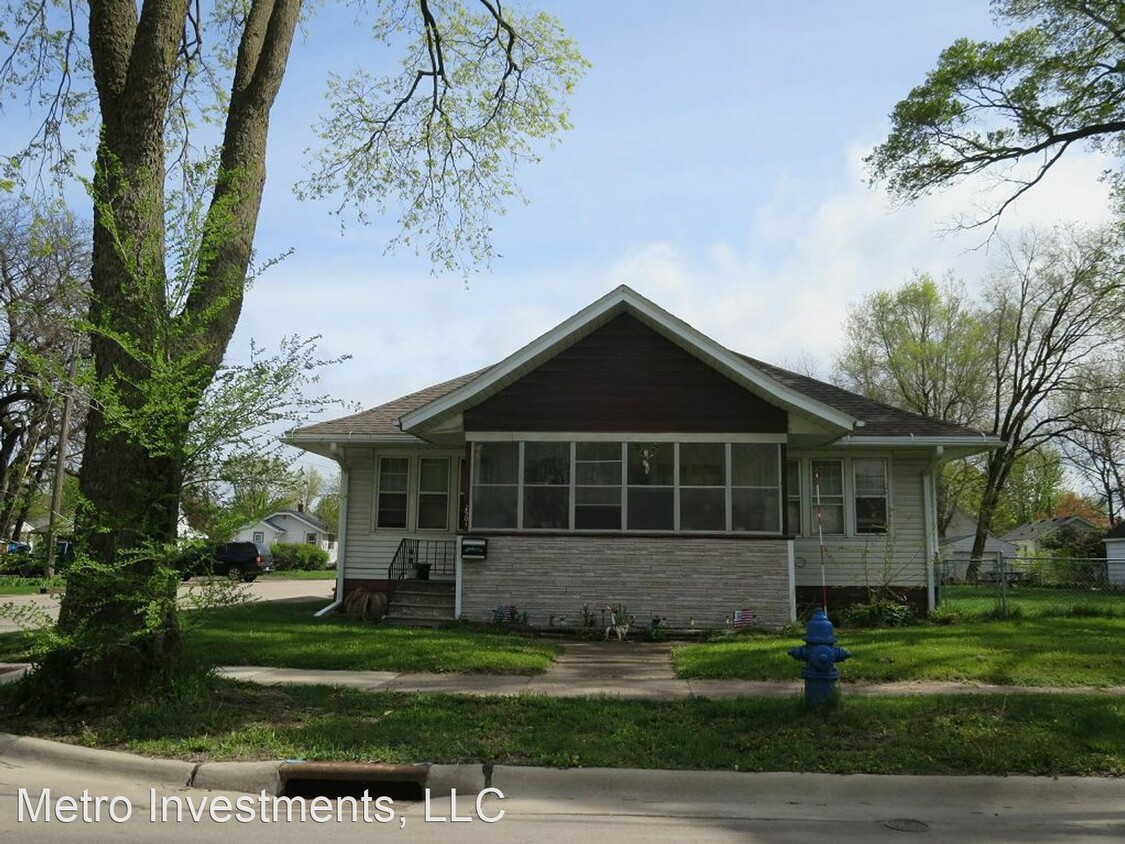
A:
[{"xmin": 176, "ymin": 541, "xmax": 273, "ymax": 582}]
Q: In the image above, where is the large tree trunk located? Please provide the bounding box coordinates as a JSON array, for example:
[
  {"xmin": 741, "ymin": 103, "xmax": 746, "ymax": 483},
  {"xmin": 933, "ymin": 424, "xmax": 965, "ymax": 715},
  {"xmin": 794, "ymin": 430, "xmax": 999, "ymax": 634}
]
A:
[
  {"xmin": 969, "ymin": 448, "xmax": 1012, "ymax": 580},
  {"xmin": 50, "ymin": 1, "xmax": 301, "ymax": 700}
]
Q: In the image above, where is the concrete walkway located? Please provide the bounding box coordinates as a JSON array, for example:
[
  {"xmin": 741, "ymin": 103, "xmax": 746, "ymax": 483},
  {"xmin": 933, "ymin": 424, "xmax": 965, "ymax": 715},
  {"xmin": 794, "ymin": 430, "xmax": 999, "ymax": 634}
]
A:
[{"xmin": 209, "ymin": 640, "xmax": 1125, "ymax": 700}]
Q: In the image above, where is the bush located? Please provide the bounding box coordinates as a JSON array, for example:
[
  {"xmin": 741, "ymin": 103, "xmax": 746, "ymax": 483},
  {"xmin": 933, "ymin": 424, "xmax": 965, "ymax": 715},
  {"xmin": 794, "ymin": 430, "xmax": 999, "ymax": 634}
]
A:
[
  {"xmin": 270, "ymin": 543, "xmax": 329, "ymax": 571},
  {"xmin": 927, "ymin": 603, "xmax": 965, "ymax": 625},
  {"xmin": 837, "ymin": 598, "xmax": 915, "ymax": 628}
]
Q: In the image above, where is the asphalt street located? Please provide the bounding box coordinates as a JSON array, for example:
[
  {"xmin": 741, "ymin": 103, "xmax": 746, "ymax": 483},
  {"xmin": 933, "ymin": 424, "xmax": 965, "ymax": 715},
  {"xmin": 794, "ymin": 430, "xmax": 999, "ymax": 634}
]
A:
[{"xmin": 1, "ymin": 758, "xmax": 1123, "ymax": 843}]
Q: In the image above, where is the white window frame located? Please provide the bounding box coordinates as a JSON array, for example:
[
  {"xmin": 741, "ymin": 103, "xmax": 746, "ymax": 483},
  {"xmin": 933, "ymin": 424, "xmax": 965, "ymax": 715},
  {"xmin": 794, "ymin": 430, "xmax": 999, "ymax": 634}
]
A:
[
  {"xmin": 375, "ymin": 455, "xmax": 410, "ymax": 531},
  {"xmin": 786, "ymin": 457, "xmax": 802, "ymax": 536},
  {"xmin": 808, "ymin": 458, "xmax": 846, "ymax": 536},
  {"xmin": 252, "ymin": 530, "xmax": 265, "ymax": 544}
]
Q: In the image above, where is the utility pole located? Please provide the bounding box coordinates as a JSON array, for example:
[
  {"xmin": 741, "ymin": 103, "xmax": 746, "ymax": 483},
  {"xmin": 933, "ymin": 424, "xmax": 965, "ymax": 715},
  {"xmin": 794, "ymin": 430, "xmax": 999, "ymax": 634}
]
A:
[{"xmin": 45, "ymin": 339, "xmax": 78, "ymax": 579}]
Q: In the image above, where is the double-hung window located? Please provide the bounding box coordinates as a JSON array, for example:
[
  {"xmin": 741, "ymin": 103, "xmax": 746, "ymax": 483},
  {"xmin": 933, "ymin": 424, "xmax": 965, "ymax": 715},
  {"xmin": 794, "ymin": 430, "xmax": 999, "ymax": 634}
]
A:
[
  {"xmin": 417, "ymin": 457, "xmax": 451, "ymax": 530},
  {"xmin": 809, "ymin": 459, "xmax": 844, "ymax": 535},
  {"xmin": 376, "ymin": 457, "xmax": 409, "ymax": 529},
  {"xmin": 854, "ymin": 458, "xmax": 889, "ymax": 534}
]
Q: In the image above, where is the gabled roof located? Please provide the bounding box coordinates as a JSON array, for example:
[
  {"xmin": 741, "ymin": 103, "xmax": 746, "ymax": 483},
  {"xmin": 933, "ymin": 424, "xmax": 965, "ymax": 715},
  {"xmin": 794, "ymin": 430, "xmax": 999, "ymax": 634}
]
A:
[
  {"xmin": 244, "ymin": 509, "xmax": 329, "ymax": 535},
  {"xmin": 286, "ymin": 286, "xmax": 1001, "ymax": 453},
  {"xmin": 397, "ymin": 285, "xmax": 858, "ymax": 437},
  {"xmin": 1002, "ymin": 516, "xmax": 1100, "ymax": 543}
]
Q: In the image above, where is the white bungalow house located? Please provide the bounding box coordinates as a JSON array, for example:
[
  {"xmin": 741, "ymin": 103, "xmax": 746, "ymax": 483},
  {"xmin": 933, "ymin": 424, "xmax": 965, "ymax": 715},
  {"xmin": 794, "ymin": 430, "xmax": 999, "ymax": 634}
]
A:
[
  {"xmin": 1104, "ymin": 522, "xmax": 1125, "ymax": 586},
  {"xmin": 232, "ymin": 508, "xmax": 336, "ymax": 563},
  {"xmin": 285, "ymin": 286, "xmax": 1001, "ymax": 627}
]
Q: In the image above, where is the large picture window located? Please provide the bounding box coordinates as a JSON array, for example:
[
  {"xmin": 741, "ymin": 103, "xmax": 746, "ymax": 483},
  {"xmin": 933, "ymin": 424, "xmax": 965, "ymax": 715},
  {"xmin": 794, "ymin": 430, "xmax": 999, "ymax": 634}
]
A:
[
  {"xmin": 471, "ymin": 443, "xmax": 519, "ymax": 528},
  {"xmin": 468, "ymin": 439, "xmax": 785, "ymax": 534},
  {"xmin": 854, "ymin": 458, "xmax": 889, "ymax": 534}
]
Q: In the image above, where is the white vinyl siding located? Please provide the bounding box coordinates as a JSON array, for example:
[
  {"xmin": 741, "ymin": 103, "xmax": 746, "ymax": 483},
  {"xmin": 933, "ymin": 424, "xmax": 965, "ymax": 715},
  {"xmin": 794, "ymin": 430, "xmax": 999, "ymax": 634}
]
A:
[{"xmin": 792, "ymin": 452, "xmax": 925, "ymax": 589}]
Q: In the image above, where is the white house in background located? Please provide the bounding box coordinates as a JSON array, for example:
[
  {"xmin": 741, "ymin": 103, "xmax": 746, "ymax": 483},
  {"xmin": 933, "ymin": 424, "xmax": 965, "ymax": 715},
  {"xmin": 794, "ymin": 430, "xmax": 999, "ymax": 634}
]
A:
[
  {"xmin": 285, "ymin": 285, "xmax": 1003, "ymax": 627},
  {"xmin": 1104, "ymin": 522, "xmax": 1125, "ymax": 585},
  {"xmin": 232, "ymin": 508, "xmax": 337, "ymax": 563},
  {"xmin": 1001, "ymin": 516, "xmax": 1101, "ymax": 557}
]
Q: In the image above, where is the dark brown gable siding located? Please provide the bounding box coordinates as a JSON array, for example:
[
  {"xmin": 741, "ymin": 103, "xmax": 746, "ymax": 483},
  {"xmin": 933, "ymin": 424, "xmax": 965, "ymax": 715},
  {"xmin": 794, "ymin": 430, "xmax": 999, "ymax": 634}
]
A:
[{"xmin": 463, "ymin": 314, "xmax": 787, "ymax": 432}]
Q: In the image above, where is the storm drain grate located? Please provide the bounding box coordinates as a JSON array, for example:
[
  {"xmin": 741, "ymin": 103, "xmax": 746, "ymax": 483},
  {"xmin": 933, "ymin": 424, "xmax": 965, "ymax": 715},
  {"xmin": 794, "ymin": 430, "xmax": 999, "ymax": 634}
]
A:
[{"xmin": 279, "ymin": 762, "xmax": 429, "ymax": 801}]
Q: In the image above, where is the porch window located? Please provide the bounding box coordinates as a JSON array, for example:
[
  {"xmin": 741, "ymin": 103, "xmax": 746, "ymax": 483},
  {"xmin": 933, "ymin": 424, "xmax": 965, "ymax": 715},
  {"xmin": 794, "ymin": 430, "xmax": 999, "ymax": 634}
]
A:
[
  {"xmin": 305, "ymin": 532, "xmax": 317, "ymax": 544},
  {"xmin": 470, "ymin": 442, "xmax": 519, "ymax": 528},
  {"xmin": 376, "ymin": 457, "xmax": 409, "ymax": 529},
  {"xmin": 679, "ymin": 442, "xmax": 726, "ymax": 531},
  {"xmin": 627, "ymin": 442, "xmax": 674, "ymax": 530},
  {"xmin": 854, "ymin": 458, "xmax": 888, "ymax": 534},
  {"xmin": 731, "ymin": 443, "xmax": 781, "ymax": 532},
  {"xmin": 523, "ymin": 442, "xmax": 570, "ymax": 529},
  {"xmin": 417, "ymin": 457, "xmax": 451, "ymax": 530},
  {"xmin": 575, "ymin": 442, "xmax": 622, "ymax": 529},
  {"xmin": 786, "ymin": 459, "xmax": 801, "ymax": 534},
  {"xmin": 809, "ymin": 459, "xmax": 844, "ymax": 535}
]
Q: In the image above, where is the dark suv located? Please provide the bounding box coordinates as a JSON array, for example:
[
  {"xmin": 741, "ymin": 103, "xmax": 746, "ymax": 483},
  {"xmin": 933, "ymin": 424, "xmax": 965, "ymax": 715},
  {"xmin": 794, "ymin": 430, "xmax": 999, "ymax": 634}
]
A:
[{"xmin": 178, "ymin": 541, "xmax": 273, "ymax": 582}]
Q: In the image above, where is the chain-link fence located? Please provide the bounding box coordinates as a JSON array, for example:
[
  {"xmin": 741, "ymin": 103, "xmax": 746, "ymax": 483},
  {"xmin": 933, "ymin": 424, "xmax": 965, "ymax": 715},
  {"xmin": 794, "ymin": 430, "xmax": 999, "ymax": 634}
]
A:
[{"xmin": 938, "ymin": 555, "xmax": 1125, "ymax": 618}]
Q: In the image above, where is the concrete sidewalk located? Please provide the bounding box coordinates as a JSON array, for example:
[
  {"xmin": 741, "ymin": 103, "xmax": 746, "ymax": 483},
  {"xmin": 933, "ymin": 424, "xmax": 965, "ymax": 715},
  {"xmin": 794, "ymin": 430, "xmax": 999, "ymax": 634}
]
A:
[
  {"xmin": 8, "ymin": 639, "xmax": 1125, "ymax": 698},
  {"xmin": 211, "ymin": 640, "xmax": 1125, "ymax": 699}
]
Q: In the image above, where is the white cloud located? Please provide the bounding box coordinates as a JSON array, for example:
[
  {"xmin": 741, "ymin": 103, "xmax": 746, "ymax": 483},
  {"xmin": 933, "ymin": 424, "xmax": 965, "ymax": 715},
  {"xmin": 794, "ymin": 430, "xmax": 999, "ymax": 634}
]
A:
[{"xmin": 236, "ymin": 142, "xmax": 1117, "ymax": 427}]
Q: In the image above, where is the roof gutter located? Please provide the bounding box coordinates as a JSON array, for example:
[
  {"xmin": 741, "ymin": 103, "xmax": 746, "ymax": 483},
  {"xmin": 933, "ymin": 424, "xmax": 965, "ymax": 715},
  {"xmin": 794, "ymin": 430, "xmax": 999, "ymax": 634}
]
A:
[{"xmin": 832, "ymin": 434, "xmax": 1005, "ymax": 450}]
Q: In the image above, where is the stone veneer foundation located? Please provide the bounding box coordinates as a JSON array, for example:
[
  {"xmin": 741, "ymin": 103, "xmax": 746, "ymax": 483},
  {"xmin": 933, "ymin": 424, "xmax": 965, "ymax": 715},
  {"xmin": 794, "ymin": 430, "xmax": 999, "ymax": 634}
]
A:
[{"xmin": 459, "ymin": 535, "xmax": 792, "ymax": 629}]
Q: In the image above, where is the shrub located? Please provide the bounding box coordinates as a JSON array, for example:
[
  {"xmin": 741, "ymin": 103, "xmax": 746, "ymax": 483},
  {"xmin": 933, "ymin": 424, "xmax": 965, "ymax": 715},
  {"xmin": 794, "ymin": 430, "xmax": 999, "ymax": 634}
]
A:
[
  {"xmin": 270, "ymin": 543, "xmax": 329, "ymax": 571},
  {"xmin": 837, "ymin": 597, "xmax": 915, "ymax": 628},
  {"xmin": 927, "ymin": 603, "xmax": 965, "ymax": 625}
]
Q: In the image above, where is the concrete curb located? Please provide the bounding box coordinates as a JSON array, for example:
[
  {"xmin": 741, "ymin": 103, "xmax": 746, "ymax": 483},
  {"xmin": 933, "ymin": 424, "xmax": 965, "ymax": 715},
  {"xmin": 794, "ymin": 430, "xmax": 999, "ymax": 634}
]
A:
[
  {"xmin": 191, "ymin": 761, "xmax": 283, "ymax": 795},
  {"xmin": 0, "ymin": 733, "xmax": 195, "ymax": 788}
]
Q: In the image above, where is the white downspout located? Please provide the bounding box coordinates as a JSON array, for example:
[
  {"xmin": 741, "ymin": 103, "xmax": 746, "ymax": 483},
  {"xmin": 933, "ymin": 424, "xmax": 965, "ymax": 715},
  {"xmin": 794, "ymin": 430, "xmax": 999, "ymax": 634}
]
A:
[
  {"xmin": 922, "ymin": 446, "xmax": 943, "ymax": 613},
  {"xmin": 315, "ymin": 451, "xmax": 349, "ymax": 617}
]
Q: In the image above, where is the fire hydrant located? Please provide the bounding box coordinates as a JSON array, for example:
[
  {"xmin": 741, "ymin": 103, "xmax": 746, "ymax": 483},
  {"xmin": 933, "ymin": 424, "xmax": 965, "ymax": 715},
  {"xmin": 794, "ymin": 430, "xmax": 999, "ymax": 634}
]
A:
[{"xmin": 788, "ymin": 608, "xmax": 850, "ymax": 709}]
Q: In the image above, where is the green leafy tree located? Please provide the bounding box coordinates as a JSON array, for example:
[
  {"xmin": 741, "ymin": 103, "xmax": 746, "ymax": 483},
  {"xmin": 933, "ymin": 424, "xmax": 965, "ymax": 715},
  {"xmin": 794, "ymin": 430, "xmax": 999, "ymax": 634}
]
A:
[
  {"xmin": 835, "ymin": 273, "xmax": 992, "ymax": 532},
  {"xmin": 0, "ymin": 1, "xmax": 586, "ymax": 699},
  {"xmin": 868, "ymin": 0, "xmax": 1125, "ymax": 225}
]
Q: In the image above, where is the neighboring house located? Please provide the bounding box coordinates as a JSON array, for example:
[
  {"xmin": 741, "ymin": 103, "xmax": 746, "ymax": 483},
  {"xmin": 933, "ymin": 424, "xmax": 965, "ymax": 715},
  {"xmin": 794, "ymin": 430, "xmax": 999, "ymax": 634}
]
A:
[
  {"xmin": 939, "ymin": 534, "xmax": 1019, "ymax": 581},
  {"xmin": 285, "ymin": 286, "xmax": 1001, "ymax": 627},
  {"xmin": 1104, "ymin": 522, "xmax": 1125, "ymax": 586},
  {"xmin": 1001, "ymin": 516, "xmax": 1100, "ymax": 557},
  {"xmin": 232, "ymin": 508, "xmax": 337, "ymax": 563}
]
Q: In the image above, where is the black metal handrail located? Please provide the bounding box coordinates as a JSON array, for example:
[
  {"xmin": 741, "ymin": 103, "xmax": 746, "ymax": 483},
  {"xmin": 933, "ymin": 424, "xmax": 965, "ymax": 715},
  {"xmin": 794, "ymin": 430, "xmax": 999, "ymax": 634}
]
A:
[{"xmin": 387, "ymin": 538, "xmax": 456, "ymax": 594}]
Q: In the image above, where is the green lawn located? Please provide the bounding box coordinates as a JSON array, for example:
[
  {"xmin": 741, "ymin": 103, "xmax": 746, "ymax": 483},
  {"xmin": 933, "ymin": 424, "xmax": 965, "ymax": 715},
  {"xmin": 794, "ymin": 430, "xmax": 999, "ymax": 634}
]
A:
[
  {"xmin": 674, "ymin": 617, "xmax": 1125, "ymax": 687},
  {"xmin": 179, "ymin": 599, "xmax": 558, "ymax": 674},
  {"xmin": 267, "ymin": 570, "xmax": 337, "ymax": 580},
  {"xmin": 942, "ymin": 584, "xmax": 1125, "ymax": 618},
  {"xmin": 0, "ymin": 599, "xmax": 558, "ymax": 674},
  {"xmin": 3, "ymin": 676, "xmax": 1121, "ymax": 776},
  {"xmin": 0, "ymin": 575, "xmax": 64, "ymax": 596}
]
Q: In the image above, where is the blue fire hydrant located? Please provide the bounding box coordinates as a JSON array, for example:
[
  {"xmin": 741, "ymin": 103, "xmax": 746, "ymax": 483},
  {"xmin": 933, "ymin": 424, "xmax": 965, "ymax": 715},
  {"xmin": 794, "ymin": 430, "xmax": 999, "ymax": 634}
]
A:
[{"xmin": 788, "ymin": 608, "xmax": 850, "ymax": 709}]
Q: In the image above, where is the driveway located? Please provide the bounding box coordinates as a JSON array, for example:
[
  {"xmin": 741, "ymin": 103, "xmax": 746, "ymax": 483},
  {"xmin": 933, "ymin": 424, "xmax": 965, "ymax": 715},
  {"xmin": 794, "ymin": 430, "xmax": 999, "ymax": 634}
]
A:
[{"xmin": 0, "ymin": 577, "xmax": 334, "ymax": 634}]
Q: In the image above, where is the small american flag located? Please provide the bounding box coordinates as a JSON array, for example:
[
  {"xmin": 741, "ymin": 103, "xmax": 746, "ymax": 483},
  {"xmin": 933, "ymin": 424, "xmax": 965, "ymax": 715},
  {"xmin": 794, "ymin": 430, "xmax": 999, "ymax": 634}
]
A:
[{"xmin": 732, "ymin": 608, "xmax": 755, "ymax": 629}]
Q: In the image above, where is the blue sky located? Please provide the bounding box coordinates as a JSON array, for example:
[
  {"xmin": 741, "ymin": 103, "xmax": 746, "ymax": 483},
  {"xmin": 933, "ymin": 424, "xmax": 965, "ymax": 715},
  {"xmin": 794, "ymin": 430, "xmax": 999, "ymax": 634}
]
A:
[{"xmin": 3, "ymin": 2, "xmax": 1118, "ymax": 474}]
